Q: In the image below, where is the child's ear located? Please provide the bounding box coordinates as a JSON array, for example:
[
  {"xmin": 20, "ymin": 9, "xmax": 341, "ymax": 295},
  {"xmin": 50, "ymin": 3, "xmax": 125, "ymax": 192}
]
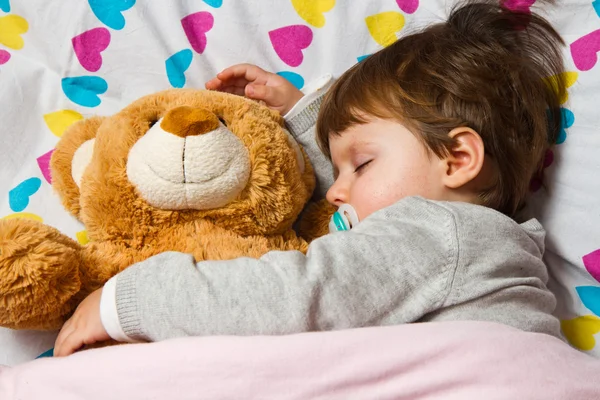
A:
[{"xmin": 441, "ymin": 127, "xmax": 485, "ymax": 189}]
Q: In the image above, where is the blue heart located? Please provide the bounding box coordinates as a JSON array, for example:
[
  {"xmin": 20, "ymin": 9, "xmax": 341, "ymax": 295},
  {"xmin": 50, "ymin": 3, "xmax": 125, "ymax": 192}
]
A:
[
  {"xmin": 557, "ymin": 108, "xmax": 574, "ymax": 144},
  {"xmin": 36, "ymin": 348, "xmax": 54, "ymax": 359},
  {"xmin": 8, "ymin": 177, "xmax": 42, "ymax": 212},
  {"xmin": 357, "ymin": 54, "xmax": 371, "ymax": 62},
  {"xmin": 576, "ymin": 286, "xmax": 600, "ymax": 317},
  {"xmin": 202, "ymin": 0, "xmax": 223, "ymax": 7},
  {"xmin": 276, "ymin": 71, "xmax": 304, "ymax": 90},
  {"xmin": 0, "ymin": 0, "xmax": 10, "ymax": 12},
  {"xmin": 62, "ymin": 76, "xmax": 108, "ymax": 107},
  {"xmin": 166, "ymin": 49, "xmax": 193, "ymax": 88},
  {"xmin": 88, "ymin": 0, "xmax": 136, "ymax": 30},
  {"xmin": 594, "ymin": 0, "xmax": 600, "ymax": 18}
]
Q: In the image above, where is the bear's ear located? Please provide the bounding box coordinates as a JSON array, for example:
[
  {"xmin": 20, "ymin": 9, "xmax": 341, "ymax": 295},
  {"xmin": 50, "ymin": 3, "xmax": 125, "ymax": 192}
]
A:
[{"xmin": 51, "ymin": 116, "xmax": 105, "ymax": 219}]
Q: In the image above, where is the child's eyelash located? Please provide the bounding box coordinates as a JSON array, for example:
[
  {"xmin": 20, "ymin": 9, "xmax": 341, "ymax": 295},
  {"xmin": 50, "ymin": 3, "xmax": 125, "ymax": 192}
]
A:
[{"xmin": 354, "ymin": 160, "xmax": 372, "ymax": 173}]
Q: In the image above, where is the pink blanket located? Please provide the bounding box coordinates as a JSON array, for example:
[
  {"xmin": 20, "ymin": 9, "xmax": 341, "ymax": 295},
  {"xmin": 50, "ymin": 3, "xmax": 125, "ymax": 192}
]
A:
[{"xmin": 1, "ymin": 321, "xmax": 599, "ymax": 399}]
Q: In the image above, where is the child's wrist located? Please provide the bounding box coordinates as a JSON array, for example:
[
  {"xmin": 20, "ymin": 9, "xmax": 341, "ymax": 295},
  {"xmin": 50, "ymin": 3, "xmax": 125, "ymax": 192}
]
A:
[
  {"xmin": 284, "ymin": 74, "xmax": 333, "ymax": 124},
  {"xmin": 99, "ymin": 276, "xmax": 136, "ymax": 343},
  {"xmin": 283, "ymin": 91, "xmax": 304, "ymax": 115}
]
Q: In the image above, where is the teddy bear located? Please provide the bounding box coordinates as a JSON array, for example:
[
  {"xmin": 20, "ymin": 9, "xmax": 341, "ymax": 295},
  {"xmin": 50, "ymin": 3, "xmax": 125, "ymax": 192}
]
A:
[{"xmin": 0, "ymin": 89, "xmax": 334, "ymax": 332}]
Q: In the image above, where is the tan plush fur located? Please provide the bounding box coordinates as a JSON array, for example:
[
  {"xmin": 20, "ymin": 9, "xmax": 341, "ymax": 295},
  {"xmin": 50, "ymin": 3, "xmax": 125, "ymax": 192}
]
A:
[
  {"xmin": 298, "ymin": 199, "xmax": 337, "ymax": 242},
  {"xmin": 0, "ymin": 89, "xmax": 332, "ymax": 331}
]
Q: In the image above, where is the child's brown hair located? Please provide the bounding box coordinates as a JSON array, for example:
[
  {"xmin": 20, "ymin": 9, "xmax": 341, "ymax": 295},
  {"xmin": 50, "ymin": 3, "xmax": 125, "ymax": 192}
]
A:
[{"xmin": 316, "ymin": 1, "xmax": 566, "ymax": 217}]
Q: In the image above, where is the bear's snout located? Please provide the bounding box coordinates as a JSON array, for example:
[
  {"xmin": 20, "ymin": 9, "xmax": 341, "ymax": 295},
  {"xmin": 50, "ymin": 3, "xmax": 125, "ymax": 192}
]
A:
[{"xmin": 125, "ymin": 106, "xmax": 250, "ymax": 210}]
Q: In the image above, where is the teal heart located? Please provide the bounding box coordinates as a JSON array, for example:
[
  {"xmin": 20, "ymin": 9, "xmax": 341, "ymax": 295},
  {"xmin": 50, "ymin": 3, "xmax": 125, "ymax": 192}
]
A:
[
  {"xmin": 88, "ymin": 0, "xmax": 136, "ymax": 30},
  {"xmin": 576, "ymin": 286, "xmax": 600, "ymax": 317},
  {"xmin": 203, "ymin": 0, "xmax": 222, "ymax": 7},
  {"xmin": 557, "ymin": 108, "xmax": 574, "ymax": 144},
  {"xmin": 166, "ymin": 49, "xmax": 193, "ymax": 88},
  {"xmin": 8, "ymin": 177, "xmax": 42, "ymax": 212},
  {"xmin": 276, "ymin": 71, "xmax": 304, "ymax": 90},
  {"xmin": 62, "ymin": 76, "xmax": 108, "ymax": 107},
  {"xmin": 0, "ymin": 0, "xmax": 10, "ymax": 12},
  {"xmin": 36, "ymin": 348, "xmax": 54, "ymax": 359},
  {"xmin": 357, "ymin": 54, "xmax": 371, "ymax": 62}
]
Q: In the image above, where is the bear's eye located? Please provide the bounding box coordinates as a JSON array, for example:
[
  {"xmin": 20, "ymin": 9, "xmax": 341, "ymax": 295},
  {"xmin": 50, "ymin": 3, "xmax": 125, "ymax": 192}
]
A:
[{"xmin": 218, "ymin": 117, "xmax": 227, "ymax": 127}]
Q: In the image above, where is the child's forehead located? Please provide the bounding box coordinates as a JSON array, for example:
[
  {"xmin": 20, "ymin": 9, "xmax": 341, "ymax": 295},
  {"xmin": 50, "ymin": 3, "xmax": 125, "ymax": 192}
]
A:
[
  {"xmin": 329, "ymin": 117, "xmax": 408, "ymax": 145},
  {"xmin": 329, "ymin": 128, "xmax": 376, "ymax": 150},
  {"xmin": 329, "ymin": 134, "xmax": 380, "ymax": 168}
]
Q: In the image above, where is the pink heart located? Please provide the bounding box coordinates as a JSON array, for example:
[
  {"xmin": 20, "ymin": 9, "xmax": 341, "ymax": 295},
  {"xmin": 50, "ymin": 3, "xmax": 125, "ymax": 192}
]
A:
[
  {"xmin": 542, "ymin": 149, "xmax": 554, "ymax": 168},
  {"xmin": 269, "ymin": 25, "xmax": 313, "ymax": 67},
  {"xmin": 396, "ymin": 0, "xmax": 418, "ymax": 14},
  {"xmin": 181, "ymin": 11, "xmax": 214, "ymax": 54},
  {"xmin": 0, "ymin": 49, "xmax": 10, "ymax": 65},
  {"xmin": 502, "ymin": 0, "xmax": 536, "ymax": 14},
  {"xmin": 37, "ymin": 149, "xmax": 54, "ymax": 184},
  {"xmin": 571, "ymin": 29, "xmax": 600, "ymax": 72},
  {"xmin": 583, "ymin": 249, "xmax": 600, "ymax": 284},
  {"xmin": 72, "ymin": 28, "xmax": 111, "ymax": 72}
]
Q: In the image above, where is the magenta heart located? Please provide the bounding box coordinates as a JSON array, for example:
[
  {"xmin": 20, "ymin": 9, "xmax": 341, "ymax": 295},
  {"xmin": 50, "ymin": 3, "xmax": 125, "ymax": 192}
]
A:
[
  {"xmin": 269, "ymin": 25, "xmax": 313, "ymax": 67},
  {"xmin": 502, "ymin": 0, "xmax": 535, "ymax": 13},
  {"xmin": 36, "ymin": 149, "xmax": 54, "ymax": 184},
  {"xmin": 72, "ymin": 27, "xmax": 111, "ymax": 72},
  {"xmin": 0, "ymin": 49, "xmax": 10, "ymax": 65},
  {"xmin": 571, "ymin": 29, "xmax": 600, "ymax": 72},
  {"xmin": 181, "ymin": 11, "xmax": 214, "ymax": 54},
  {"xmin": 396, "ymin": 0, "xmax": 418, "ymax": 14},
  {"xmin": 583, "ymin": 249, "xmax": 600, "ymax": 284}
]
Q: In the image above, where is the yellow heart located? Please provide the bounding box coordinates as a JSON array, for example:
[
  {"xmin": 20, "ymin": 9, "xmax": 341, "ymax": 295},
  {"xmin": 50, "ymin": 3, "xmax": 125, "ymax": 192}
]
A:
[
  {"xmin": 561, "ymin": 315, "xmax": 600, "ymax": 351},
  {"xmin": 2, "ymin": 212, "xmax": 43, "ymax": 222},
  {"xmin": 365, "ymin": 11, "xmax": 405, "ymax": 47},
  {"xmin": 291, "ymin": 0, "xmax": 335, "ymax": 28},
  {"xmin": 543, "ymin": 72, "xmax": 578, "ymax": 105},
  {"xmin": 0, "ymin": 15, "xmax": 29, "ymax": 50},
  {"xmin": 76, "ymin": 230, "xmax": 90, "ymax": 245},
  {"xmin": 43, "ymin": 110, "xmax": 84, "ymax": 137}
]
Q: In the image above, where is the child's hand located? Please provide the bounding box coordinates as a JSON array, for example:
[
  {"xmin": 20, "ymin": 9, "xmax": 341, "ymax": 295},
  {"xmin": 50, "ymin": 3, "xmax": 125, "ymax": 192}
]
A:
[
  {"xmin": 205, "ymin": 64, "xmax": 303, "ymax": 115},
  {"xmin": 54, "ymin": 288, "xmax": 109, "ymax": 357}
]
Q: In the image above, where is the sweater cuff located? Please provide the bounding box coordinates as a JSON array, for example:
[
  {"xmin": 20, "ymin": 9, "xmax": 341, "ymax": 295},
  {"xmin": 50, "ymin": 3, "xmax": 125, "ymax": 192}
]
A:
[
  {"xmin": 284, "ymin": 74, "xmax": 333, "ymax": 137},
  {"xmin": 113, "ymin": 265, "xmax": 145, "ymax": 341},
  {"xmin": 99, "ymin": 276, "xmax": 137, "ymax": 343}
]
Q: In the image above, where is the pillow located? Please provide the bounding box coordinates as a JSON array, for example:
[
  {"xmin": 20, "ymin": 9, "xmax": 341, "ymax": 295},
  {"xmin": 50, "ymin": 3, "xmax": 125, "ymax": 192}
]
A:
[
  {"xmin": 1, "ymin": 0, "xmax": 598, "ymax": 364},
  {"xmin": 528, "ymin": 0, "xmax": 600, "ymax": 356}
]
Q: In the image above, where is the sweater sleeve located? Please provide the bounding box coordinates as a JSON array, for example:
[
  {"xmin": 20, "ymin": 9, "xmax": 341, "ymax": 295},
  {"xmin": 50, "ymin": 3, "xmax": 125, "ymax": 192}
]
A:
[
  {"xmin": 110, "ymin": 197, "xmax": 458, "ymax": 342},
  {"xmin": 284, "ymin": 74, "xmax": 335, "ymax": 200}
]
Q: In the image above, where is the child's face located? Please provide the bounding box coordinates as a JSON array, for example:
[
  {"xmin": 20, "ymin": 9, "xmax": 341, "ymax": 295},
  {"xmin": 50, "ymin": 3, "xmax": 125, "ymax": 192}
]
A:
[{"xmin": 326, "ymin": 117, "xmax": 446, "ymax": 221}]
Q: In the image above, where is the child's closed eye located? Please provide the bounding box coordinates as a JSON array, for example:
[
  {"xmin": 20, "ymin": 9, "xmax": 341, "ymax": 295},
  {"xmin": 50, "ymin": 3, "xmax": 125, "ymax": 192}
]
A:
[{"xmin": 354, "ymin": 160, "xmax": 372, "ymax": 174}]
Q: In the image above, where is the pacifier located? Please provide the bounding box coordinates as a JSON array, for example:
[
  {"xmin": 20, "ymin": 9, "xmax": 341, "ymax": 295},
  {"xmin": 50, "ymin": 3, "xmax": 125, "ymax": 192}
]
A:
[{"xmin": 329, "ymin": 204, "xmax": 360, "ymax": 233}]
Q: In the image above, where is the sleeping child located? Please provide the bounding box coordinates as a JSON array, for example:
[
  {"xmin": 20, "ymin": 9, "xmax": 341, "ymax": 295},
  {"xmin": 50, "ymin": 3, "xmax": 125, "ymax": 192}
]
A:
[{"xmin": 54, "ymin": 0, "xmax": 567, "ymax": 356}]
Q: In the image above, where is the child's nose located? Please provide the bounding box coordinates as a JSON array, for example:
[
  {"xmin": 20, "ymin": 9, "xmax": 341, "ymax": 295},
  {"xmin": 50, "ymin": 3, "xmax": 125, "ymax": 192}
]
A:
[{"xmin": 326, "ymin": 181, "xmax": 347, "ymax": 207}]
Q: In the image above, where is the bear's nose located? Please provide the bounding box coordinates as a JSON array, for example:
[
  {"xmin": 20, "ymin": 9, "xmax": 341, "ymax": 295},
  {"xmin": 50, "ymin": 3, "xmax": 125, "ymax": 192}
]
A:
[{"xmin": 160, "ymin": 106, "xmax": 220, "ymax": 138}]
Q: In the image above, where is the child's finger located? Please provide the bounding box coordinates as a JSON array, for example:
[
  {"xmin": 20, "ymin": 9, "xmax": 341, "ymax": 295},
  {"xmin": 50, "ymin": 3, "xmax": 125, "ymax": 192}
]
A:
[
  {"xmin": 205, "ymin": 76, "xmax": 247, "ymax": 90},
  {"xmin": 204, "ymin": 77, "xmax": 223, "ymax": 90},
  {"xmin": 54, "ymin": 319, "xmax": 75, "ymax": 356},
  {"xmin": 54, "ymin": 330, "xmax": 76, "ymax": 357},
  {"xmin": 56, "ymin": 330, "xmax": 83, "ymax": 357},
  {"xmin": 205, "ymin": 78, "xmax": 249, "ymax": 96},
  {"xmin": 218, "ymin": 86, "xmax": 247, "ymax": 96},
  {"xmin": 245, "ymin": 84, "xmax": 283, "ymax": 107},
  {"xmin": 217, "ymin": 64, "xmax": 270, "ymax": 86}
]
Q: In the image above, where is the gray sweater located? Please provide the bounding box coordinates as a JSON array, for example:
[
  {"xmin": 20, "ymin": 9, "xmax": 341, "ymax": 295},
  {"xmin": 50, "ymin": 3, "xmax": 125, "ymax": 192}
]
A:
[{"xmin": 107, "ymin": 94, "xmax": 560, "ymax": 342}]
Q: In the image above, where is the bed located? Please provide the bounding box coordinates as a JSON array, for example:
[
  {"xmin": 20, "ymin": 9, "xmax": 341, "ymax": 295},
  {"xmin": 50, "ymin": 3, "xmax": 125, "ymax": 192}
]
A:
[{"xmin": 1, "ymin": 0, "xmax": 600, "ymax": 396}]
